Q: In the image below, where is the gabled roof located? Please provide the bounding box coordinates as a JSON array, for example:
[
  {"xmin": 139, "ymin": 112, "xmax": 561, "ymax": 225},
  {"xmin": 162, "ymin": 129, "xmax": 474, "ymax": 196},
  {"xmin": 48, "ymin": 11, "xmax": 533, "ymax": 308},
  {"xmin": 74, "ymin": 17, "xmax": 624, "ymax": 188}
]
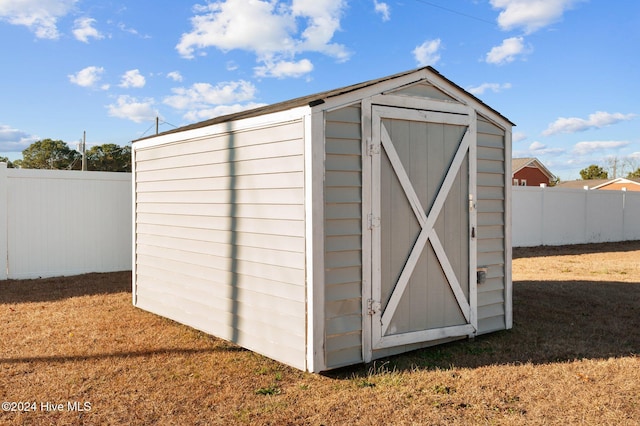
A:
[
  {"xmin": 511, "ymin": 157, "xmax": 555, "ymax": 180},
  {"xmin": 591, "ymin": 177, "xmax": 640, "ymax": 189},
  {"xmin": 556, "ymin": 179, "xmax": 610, "ymax": 189},
  {"xmin": 135, "ymin": 66, "xmax": 514, "ymax": 142}
]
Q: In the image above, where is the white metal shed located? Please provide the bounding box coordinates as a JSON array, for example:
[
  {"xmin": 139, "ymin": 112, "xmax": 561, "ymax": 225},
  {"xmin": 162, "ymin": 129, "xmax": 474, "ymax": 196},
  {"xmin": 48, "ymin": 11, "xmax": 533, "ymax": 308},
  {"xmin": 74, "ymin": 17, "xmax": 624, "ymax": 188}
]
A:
[{"xmin": 132, "ymin": 66, "xmax": 514, "ymax": 372}]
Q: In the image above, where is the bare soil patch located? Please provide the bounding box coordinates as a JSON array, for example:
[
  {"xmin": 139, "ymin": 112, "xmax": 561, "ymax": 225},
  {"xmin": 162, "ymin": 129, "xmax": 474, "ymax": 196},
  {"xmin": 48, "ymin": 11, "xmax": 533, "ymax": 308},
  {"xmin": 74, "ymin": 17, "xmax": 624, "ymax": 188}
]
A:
[{"xmin": 1, "ymin": 242, "xmax": 639, "ymax": 425}]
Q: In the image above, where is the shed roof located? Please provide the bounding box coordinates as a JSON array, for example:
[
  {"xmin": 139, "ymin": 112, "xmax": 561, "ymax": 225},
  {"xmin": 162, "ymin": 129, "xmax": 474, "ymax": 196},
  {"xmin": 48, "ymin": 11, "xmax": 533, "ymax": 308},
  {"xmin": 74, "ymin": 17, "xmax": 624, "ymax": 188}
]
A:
[{"xmin": 135, "ymin": 66, "xmax": 514, "ymax": 143}]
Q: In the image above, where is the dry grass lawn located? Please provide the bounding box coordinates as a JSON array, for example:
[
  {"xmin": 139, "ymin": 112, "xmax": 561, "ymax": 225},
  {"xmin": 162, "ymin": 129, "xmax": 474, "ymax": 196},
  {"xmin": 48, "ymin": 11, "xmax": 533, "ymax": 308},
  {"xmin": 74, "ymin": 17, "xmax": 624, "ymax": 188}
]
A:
[{"xmin": 1, "ymin": 241, "xmax": 639, "ymax": 425}]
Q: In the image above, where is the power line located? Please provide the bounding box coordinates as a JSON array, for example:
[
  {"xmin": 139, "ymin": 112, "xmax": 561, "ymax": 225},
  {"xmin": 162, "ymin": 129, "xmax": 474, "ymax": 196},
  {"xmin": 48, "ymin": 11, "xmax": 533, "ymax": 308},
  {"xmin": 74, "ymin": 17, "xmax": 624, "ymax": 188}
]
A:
[
  {"xmin": 411, "ymin": 0, "xmax": 495, "ymax": 25},
  {"xmin": 159, "ymin": 120, "xmax": 178, "ymax": 129},
  {"xmin": 139, "ymin": 122, "xmax": 156, "ymax": 138}
]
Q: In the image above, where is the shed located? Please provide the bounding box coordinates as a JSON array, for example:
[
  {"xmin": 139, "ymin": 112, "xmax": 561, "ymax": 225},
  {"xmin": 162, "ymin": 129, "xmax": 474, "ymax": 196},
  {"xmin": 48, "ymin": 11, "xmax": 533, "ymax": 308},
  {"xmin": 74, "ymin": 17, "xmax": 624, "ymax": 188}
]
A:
[{"xmin": 132, "ymin": 66, "xmax": 514, "ymax": 372}]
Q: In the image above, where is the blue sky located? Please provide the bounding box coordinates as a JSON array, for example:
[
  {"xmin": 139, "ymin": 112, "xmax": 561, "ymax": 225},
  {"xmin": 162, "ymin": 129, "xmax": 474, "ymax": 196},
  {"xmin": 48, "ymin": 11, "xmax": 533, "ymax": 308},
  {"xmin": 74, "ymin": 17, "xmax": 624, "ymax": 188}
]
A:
[{"xmin": 0, "ymin": 0, "xmax": 638, "ymax": 180}]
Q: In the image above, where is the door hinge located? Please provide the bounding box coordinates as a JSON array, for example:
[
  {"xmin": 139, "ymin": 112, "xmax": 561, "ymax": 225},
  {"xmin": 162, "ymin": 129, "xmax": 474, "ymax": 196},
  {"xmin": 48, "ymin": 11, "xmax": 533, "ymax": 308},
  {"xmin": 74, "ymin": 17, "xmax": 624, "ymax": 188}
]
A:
[
  {"xmin": 367, "ymin": 213, "xmax": 380, "ymax": 229},
  {"xmin": 367, "ymin": 299, "xmax": 381, "ymax": 316},
  {"xmin": 367, "ymin": 140, "xmax": 380, "ymax": 156}
]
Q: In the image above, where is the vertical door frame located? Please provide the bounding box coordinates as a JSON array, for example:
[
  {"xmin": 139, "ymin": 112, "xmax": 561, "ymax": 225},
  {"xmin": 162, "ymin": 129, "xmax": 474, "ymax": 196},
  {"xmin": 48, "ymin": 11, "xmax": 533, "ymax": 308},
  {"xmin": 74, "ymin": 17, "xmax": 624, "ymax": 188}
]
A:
[{"xmin": 362, "ymin": 96, "xmax": 477, "ymax": 361}]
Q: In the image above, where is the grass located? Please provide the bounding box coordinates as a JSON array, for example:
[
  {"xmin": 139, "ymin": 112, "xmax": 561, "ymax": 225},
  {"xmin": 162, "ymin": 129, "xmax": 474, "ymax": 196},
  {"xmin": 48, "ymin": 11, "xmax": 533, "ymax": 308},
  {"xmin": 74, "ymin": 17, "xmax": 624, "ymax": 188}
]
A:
[{"xmin": 1, "ymin": 241, "xmax": 639, "ymax": 425}]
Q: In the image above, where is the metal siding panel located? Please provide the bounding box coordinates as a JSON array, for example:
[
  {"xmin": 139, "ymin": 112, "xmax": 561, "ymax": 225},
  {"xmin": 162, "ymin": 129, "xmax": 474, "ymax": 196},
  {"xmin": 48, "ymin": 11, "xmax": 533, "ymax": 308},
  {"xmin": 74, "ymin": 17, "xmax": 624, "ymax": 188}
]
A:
[
  {"xmin": 134, "ymin": 119, "xmax": 307, "ymax": 371},
  {"xmin": 325, "ymin": 282, "xmax": 361, "ymax": 302},
  {"xmin": 137, "ymin": 223, "xmax": 305, "ymax": 252},
  {"xmin": 137, "ymin": 213, "xmax": 305, "ymax": 237},
  {"xmin": 136, "ymin": 155, "xmax": 304, "ymax": 182},
  {"xmin": 476, "ymin": 117, "xmax": 507, "ymax": 334},
  {"xmin": 136, "ymin": 171, "xmax": 304, "ymax": 192},
  {"xmin": 325, "ymin": 203, "xmax": 361, "ymax": 220},
  {"xmin": 135, "ymin": 120, "xmax": 304, "ymax": 161},
  {"xmin": 136, "ymin": 261, "xmax": 305, "ymax": 302},
  {"xmin": 136, "ymin": 188, "xmax": 304, "ymax": 205},
  {"xmin": 324, "ymin": 106, "xmax": 364, "ymax": 369},
  {"xmin": 326, "ymin": 298, "xmax": 361, "ymax": 319},
  {"xmin": 392, "ymin": 81, "xmax": 458, "ymax": 102},
  {"xmin": 325, "ymin": 266, "xmax": 361, "ymax": 286},
  {"xmin": 477, "ymin": 316, "xmax": 506, "ymax": 334},
  {"xmin": 135, "ymin": 138, "xmax": 303, "ymax": 171},
  {"xmin": 137, "ymin": 202, "xmax": 304, "ymax": 220}
]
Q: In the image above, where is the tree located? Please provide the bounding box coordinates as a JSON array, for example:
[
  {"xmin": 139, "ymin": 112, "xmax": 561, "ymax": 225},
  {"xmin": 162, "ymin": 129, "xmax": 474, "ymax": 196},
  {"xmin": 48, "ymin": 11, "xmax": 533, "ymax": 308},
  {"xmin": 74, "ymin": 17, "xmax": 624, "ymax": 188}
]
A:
[
  {"xmin": 0, "ymin": 156, "xmax": 15, "ymax": 168},
  {"xmin": 579, "ymin": 164, "xmax": 608, "ymax": 180},
  {"xmin": 86, "ymin": 143, "xmax": 131, "ymax": 172},
  {"xmin": 628, "ymin": 168, "xmax": 640, "ymax": 179},
  {"xmin": 18, "ymin": 139, "xmax": 81, "ymax": 170}
]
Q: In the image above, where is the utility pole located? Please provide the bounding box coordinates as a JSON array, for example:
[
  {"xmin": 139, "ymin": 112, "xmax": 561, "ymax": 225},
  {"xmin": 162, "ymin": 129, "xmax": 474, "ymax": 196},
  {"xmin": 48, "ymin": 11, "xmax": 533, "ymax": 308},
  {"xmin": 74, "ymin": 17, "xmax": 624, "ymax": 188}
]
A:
[
  {"xmin": 156, "ymin": 116, "xmax": 159, "ymax": 135},
  {"xmin": 81, "ymin": 130, "xmax": 87, "ymax": 171}
]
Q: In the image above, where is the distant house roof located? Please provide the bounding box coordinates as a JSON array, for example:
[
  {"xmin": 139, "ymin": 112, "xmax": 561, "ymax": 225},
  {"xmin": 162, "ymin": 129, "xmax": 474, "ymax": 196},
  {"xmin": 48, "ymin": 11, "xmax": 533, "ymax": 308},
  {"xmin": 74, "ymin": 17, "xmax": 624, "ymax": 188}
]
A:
[
  {"xmin": 592, "ymin": 177, "xmax": 640, "ymax": 190},
  {"xmin": 511, "ymin": 157, "xmax": 555, "ymax": 180},
  {"xmin": 135, "ymin": 66, "xmax": 515, "ymax": 143},
  {"xmin": 556, "ymin": 179, "xmax": 610, "ymax": 190},
  {"xmin": 556, "ymin": 178, "xmax": 640, "ymax": 190}
]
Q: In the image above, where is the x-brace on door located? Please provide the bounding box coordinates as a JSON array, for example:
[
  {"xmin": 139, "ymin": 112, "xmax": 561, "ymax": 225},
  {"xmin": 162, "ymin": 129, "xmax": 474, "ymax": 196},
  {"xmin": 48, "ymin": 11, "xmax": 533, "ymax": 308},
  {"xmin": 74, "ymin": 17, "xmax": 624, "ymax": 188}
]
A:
[{"xmin": 365, "ymin": 103, "xmax": 477, "ymax": 355}]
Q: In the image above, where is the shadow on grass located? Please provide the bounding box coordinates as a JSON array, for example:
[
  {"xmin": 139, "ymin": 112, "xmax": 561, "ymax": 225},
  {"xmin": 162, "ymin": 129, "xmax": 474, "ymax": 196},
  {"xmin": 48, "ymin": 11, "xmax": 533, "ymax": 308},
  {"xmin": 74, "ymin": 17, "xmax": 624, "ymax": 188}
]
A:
[
  {"xmin": 513, "ymin": 240, "xmax": 640, "ymax": 259},
  {"xmin": 0, "ymin": 346, "xmax": 246, "ymax": 365},
  {"xmin": 328, "ymin": 279, "xmax": 640, "ymax": 380},
  {"xmin": 0, "ymin": 271, "xmax": 131, "ymax": 304}
]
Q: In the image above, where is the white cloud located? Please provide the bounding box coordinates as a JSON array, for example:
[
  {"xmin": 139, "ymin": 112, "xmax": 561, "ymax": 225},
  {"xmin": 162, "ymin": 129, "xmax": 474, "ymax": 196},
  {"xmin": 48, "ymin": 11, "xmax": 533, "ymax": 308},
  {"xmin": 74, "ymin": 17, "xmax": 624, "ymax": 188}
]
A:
[
  {"xmin": 107, "ymin": 95, "xmax": 157, "ymax": 123},
  {"xmin": 485, "ymin": 36, "xmax": 526, "ymax": 65},
  {"xmin": 254, "ymin": 58, "xmax": 313, "ymax": 78},
  {"xmin": 413, "ymin": 39, "xmax": 441, "ymax": 66},
  {"xmin": 177, "ymin": 1, "xmax": 292, "ymax": 59},
  {"xmin": 572, "ymin": 140, "xmax": 630, "ymax": 156},
  {"xmin": 374, "ymin": 0, "xmax": 390, "ymax": 22},
  {"xmin": 68, "ymin": 66, "xmax": 109, "ymax": 89},
  {"xmin": 167, "ymin": 71, "xmax": 183, "ymax": 82},
  {"xmin": 291, "ymin": 0, "xmax": 349, "ymax": 60},
  {"xmin": 513, "ymin": 132, "xmax": 527, "ymax": 142},
  {"xmin": 0, "ymin": 0, "xmax": 77, "ymax": 39},
  {"xmin": 163, "ymin": 80, "xmax": 258, "ymax": 112},
  {"xmin": 543, "ymin": 111, "xmax": 637, "ymax": 136},
  {"xmin": 467, "ymin": 82, "xmax": 512, "ymax": 95},
  {"xmin": 183, "ymin": 102, "xmax": 267, "ymax": 122},
  {"xmin": 73, "ymin": 17, "xmax": 103, "ymax": 43},
  {"xmin": 176, "ymin": 0, "xmax": 349, "ymax": 77},
  {"xmin": 528, "ymin": 141, "xmax": 564, "ymax": 155},
  {"xmin": 0, "ymin": 124, "xmax": 38, "ymax": 152},
  {"xmin": 119, "ymin": 69, "xmax": 146, "ymax": 88},
  {"xmin": 490, "ymin": 0, "xmax": 581, "ymax": 34}
]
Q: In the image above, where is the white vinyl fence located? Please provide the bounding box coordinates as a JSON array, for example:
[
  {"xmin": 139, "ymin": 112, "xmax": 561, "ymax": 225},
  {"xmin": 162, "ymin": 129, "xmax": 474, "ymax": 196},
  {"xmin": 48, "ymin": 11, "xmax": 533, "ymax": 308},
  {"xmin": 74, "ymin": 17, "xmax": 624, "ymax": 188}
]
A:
[
  {"xmin": 0, "ymin": 163, "xmax": 131, "ymax": 279},
  {"xmin": 512, "ymin": 186, "xmax": 640, "ymax": 247}
]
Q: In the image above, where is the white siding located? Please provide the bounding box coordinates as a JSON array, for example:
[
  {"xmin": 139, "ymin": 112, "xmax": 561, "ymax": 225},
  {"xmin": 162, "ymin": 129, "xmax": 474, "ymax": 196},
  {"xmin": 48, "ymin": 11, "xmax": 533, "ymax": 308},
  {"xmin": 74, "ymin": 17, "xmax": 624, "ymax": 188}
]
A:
[
  {"xmin": 392, "ymin": 81, "xmax": 458, "ymax": 102},
  {"xmin": 324, "ymin": 106, "xmax": 364, "ymax": 368},
  {"xmin": 134, "ymin": 119, "xmax": 307, "ymax": 370},
  {"xmin": 476, "ymin": 115, "xmax": 507, "ymax": 334}
]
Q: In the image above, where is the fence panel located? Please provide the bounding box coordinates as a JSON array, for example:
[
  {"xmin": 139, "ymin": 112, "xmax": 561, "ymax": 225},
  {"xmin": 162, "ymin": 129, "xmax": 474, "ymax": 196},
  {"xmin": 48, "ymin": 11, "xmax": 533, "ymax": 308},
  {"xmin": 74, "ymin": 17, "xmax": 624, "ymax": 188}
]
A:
[
  {"xmin": 0, "ymin": 165, "xmax": 7, "ymax": 280},
  {"xmin": 1, "ymin": 163, "xmax": 132, "ymax": 279},
  {"xmin": 513, "ymin": 186, "xmax": 640, "ymax": 247}
]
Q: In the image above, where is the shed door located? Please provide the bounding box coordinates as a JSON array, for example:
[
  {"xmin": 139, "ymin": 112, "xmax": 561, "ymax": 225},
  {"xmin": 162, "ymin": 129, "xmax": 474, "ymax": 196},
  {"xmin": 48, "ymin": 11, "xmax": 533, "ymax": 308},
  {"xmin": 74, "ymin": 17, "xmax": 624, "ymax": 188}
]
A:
[{"xmin": 367, "ymin": 104, "xmax": 477, "ymax": 352}]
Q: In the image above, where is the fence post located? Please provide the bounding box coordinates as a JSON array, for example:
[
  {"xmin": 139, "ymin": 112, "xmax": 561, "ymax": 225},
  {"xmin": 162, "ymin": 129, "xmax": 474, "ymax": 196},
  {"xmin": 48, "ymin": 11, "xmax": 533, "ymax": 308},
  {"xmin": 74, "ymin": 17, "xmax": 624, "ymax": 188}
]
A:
[{"xmin": 0, "ymin": 162, "xmax": 7, "ymax": 280}]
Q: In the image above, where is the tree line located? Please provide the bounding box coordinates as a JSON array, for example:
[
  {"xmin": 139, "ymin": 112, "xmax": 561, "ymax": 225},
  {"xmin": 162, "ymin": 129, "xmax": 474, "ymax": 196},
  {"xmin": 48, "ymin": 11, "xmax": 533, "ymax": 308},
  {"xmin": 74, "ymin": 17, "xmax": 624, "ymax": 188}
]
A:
[
  {"xmin": 580, "ymin": 163, "xmax": 640, "ymax": 180},
  {"xmin": 0, "ymin": 139, "xmax": 131, "ymax": 172}
]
